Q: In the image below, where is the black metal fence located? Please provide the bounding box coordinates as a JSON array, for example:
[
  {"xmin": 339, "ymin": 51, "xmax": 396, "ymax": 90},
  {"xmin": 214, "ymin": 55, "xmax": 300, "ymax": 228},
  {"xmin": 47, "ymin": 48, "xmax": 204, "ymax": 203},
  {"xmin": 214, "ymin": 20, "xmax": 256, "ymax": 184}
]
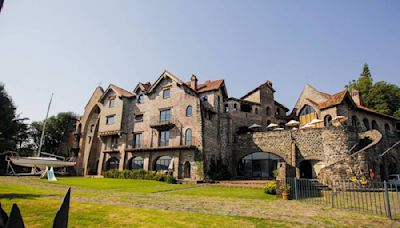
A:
[{"xmin": 284, "ymin": 178, "xmax": 400, "ymax": 219}]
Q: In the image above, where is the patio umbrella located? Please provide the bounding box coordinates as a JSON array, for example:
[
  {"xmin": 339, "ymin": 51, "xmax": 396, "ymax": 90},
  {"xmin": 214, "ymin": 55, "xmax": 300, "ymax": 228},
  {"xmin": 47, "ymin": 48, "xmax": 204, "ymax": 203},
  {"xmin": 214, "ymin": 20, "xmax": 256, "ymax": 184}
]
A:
[
  {"xmin": 332, "ymin": 116, "xmax": 348, "ymax": 126},
  {"xmin": 286, "ymin": 120, "xmax": 300, "ymax": 127},
  {"xmin": 273, "ymin": 128, "xmax": 284, "ymax": 131},
  {"xmin": 300, "ymin": 123, "xmax": 314, "ymax": 129},
  {"xmin": 291, "ymin": 127, "xmax": 298, "ymax": 130},
  {"xmin": 267, "ymin": 123, "xmax": 279, "ymax": 128},
  {"xmin": 249, "ymin": 124, "xmax": 262, "ymax": 129},
  {"xmin": 309, "ymin": 119, "xmax": 323, "ymax": 125}
]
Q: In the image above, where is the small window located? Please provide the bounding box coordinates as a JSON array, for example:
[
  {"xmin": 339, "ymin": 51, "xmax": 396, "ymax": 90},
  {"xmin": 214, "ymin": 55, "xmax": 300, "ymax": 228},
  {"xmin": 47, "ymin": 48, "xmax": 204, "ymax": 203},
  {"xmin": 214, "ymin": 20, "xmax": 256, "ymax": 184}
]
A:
[
  {"xmin": 160, "ymin": 109, "xmax": 171, "ymax": 122},
  {"xmin": 266, "ymin": 107, "xmax": 271, "ymax": 116},
  {"xmin": 363, "ymin": 118, "xmax": 370, "ymax": 130},
  {"xmin": 111, "ymin": 135, "xmax": 118, "ymax": 150},
  {"xmin": 233, "ymin": 103, "xmax": 237, "ymax": 110},
  {"xmin": 185, "ymin": 128, "xmax": 192, "ymax": 145},
  {"xmin": 159, "ymin": 130, "xmax": 170, "ymax": 146},
  {"xmin": 163, "ymin": 89, "xmax": 170, "ymax": 99},
  {"xmin": 133, "ymin": 133, "xmax": 142, "ymax": 148},
  {"xmin": 186, "ymin": 106, "xmax": 193, "ymax": 117},
  {"xmin": 224, "ymin": 104, "xmax": 229, "ymax": 112},
  {"xmin": 109, "ymin": 97, "xmax": 116, "ymax": 108},
  {"xmin": 90, "ymin": 124, "xmax": 95, "ymax": 133},
  {"xmin": 372, "ymin": 120, "xmax": 379, "ymax": 130},
  {"xmin": 106, "ymin": 115, "xmax": 115, "ymax": 125},
  {"xmin": 88, "ymin": 136, "xmax": 92, "ymax": 144},
  {"xmin": 324, "ymin": 115, "xmax": 332, "ymax": 127},
  {"xmin": 202, "ymin": 96, "xmax": 208, "ymax": 101},
  {"xmin": 135, "ymin": 114, "xmax": 144, "ymax": 122},
  {"xmin": 137, "ymin": 94, "xmax": 144, "ymax": 104}
]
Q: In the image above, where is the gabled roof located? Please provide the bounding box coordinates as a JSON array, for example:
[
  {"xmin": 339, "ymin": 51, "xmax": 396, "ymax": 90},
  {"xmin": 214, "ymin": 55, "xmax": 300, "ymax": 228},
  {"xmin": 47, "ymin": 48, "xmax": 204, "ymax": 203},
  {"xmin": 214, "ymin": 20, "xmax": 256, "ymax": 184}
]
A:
[
  {"xmin": 147, "ymin": 70, "xmax": 186, "ymax": 93},
  {"xmin": 134, "ymin": 82, "xmax": 152, "ymax": 94},
  {"xmin": 319, "ymin": 90, "xmax": 350, "ymax": 109},
  {"xmin": 241, "ymin": 80, "xmax": 275, "ymax": 100},
  {"xmin": 196, "ymin": 80, "xmax": 225, "ymax": 93},
  {"xmin": 99, "ymin": 84, "xmax": 135, "ymax": 101}
]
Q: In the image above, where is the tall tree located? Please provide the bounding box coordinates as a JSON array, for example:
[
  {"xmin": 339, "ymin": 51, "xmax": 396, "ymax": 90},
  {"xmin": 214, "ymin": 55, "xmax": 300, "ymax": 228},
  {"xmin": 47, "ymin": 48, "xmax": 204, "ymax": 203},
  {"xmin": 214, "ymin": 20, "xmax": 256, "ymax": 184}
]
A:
[
  {"xmin": 31, "ymin": 112, "xmax": 77, "ymax": 156},
  {"xmin": 0, "ymin": 83, "xmax": 18, "ymax": 152},
  {"xmin": 346, "ymin": 64, "xmax": 400, "ymax": 119}
]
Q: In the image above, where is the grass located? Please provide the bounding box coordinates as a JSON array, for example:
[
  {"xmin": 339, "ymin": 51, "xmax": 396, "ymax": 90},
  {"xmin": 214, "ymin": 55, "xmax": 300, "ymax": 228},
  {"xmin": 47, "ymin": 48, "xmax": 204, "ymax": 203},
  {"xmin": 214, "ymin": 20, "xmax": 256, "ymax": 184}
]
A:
[
  {"xmin": 1, "ymin": 177, "xmax": 399, "ymax": 227},
  {"xmin": 43, "ymin": 177, "xmax": 193, "ymax": 193},
  {"xmin": 168, "ymin": 186, "xmax": 277, "ymax": 200}
]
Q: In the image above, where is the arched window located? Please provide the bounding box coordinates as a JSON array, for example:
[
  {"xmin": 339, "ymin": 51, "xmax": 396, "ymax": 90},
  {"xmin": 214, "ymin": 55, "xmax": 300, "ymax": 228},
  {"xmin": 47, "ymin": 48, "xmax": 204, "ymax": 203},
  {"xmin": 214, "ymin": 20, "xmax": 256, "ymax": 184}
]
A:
[
  {"xmin": 185, "ymin": 128, "xmax": 192, "ymax": 145},
  {"xmin": 385, "ymin": 124, "xmax": 391, "ymax": 134},
  {"xmin": 324, "ymin": 115, "xmax": 332, "ymax": 127},
  {"xmin": 299, "ymin": 105, "xmax": 317, "ymax": 125},
  {"xmin": 184, "ymin": 161, "xmax": 191, "ymax": 178},
  {"xmin": 372, "ymin": 120, "xmax": 379, "ymax": 130},
  {"xmin": 237, "ymin": 152, "xmax": 282, "ymax": 178},
  {"xmin": 186, "ymin": 106, "xmax": 192, "ymax": 117},
  {"xmin": 155, "ymin": 156, "xmax": 172, "ymax": 171},
  {"xmin": 363, "ymin": 118, "xmax": 370, "ymax": 130},
  {"xmin": 106, "ymin": 157, "xmax": 119, "ymax": 171},
  {"xmin": 266, "ymin": 107, "xmax": 271, "ymax": 116},
  {"xmin": 129, "ymin": 157, "xmax": 144, "ymax": 170},
  {"xmin": 351, "ymin": 115, "xmax": 359, "ymax": 128}
]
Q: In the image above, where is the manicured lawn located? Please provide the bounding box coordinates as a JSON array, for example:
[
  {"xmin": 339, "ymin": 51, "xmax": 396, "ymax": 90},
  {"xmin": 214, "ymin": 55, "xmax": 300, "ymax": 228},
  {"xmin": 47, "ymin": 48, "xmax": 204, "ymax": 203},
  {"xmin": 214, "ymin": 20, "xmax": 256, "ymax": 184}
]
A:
[
  {"xmin": 168, "ymin": 186, "xmax": 277, "ymax": 200},
  {"xmin": 43, "ymin": 177, "xmax": 194, "ymax": 193},
  {"xmin": 1, "ymin": 177, "xmax": 398, "ymax": 227},
  {"xmin": 0, "ymin": 198, "xmax": 295, "ymax": 228}
]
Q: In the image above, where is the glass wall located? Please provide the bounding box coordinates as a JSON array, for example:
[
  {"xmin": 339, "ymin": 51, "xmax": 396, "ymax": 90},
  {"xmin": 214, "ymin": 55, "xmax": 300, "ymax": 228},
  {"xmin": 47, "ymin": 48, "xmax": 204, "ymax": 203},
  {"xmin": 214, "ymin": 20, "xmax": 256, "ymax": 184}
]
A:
[{"xmin": 237, "ymin": 152, "xmax": 282, "ymax": 179}]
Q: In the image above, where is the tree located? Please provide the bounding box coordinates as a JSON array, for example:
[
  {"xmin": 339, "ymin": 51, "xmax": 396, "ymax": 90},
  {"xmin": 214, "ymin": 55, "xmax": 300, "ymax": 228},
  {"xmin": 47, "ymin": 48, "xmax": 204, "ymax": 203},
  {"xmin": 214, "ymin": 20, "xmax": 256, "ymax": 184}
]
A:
[
  {"xmin": 0, "ymin": 83, "xmax": 18, "ymax": 152},
  {"xmin": 346, "ymin": 64, "xmax": 400, "ymax": 119},
  {"xmin": 31, "ymin": 112, "xmax": 77, "ymax": 156}
]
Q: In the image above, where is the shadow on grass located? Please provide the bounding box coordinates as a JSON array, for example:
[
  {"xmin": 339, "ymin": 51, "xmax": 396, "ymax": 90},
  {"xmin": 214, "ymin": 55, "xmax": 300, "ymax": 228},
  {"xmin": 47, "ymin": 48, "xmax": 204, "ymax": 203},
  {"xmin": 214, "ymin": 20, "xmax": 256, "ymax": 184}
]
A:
[{"xmin": 0, "ymin": 193, "xmax": 55, "ymax": 200}]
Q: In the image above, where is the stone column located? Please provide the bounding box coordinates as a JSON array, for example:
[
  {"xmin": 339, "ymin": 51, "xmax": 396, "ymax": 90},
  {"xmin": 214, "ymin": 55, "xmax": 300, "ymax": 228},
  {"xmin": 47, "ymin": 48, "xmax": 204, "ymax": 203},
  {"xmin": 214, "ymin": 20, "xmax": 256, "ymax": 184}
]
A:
[
  {"xmin": 97, "ymin": 139, "xmax": 105, "ymax": 176},
  {"xmin": 291, "ymin": 141, "xmax": 300, "ymax": 178}
]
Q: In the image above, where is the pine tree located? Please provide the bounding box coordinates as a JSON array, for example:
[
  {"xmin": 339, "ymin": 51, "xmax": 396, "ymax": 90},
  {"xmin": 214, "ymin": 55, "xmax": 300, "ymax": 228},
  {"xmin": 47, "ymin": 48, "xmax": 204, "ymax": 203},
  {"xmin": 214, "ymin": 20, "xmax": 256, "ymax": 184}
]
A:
[{"xmin": 360, "ymin": 63, "xmax": 372, "ymax": 77}]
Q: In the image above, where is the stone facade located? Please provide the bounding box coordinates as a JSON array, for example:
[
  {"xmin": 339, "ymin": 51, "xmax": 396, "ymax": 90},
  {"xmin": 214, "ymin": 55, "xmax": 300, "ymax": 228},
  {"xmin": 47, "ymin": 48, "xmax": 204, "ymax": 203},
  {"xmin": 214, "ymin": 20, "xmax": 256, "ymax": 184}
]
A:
[{"xmin": 73, "ymin": 71, "xmax": 400, "ymax": 183}]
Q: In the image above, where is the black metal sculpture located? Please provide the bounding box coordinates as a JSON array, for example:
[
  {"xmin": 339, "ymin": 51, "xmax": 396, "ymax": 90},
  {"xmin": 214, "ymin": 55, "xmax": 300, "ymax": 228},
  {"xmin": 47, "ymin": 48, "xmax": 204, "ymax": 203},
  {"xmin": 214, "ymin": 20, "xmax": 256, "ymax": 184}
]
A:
[{"xmin": 0, "ymin": 188, "xmax": 71, "ymax": 228}]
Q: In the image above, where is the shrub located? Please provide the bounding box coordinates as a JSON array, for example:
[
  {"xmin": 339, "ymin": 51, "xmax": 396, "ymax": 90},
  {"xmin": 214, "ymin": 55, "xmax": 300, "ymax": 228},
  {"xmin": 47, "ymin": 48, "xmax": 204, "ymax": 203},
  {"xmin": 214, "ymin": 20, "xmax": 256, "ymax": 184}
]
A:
[
  {"xmin": 102, "ymin": 169, "xmax": 176, "ymax": 184},
  {"xmin": 207, "ymin": 158, "xmax": 231, "ymax": 180},
  {"xmin": 264, "ymin": 181, "xmax": 277, "ymax": 195},
  {"xmin": 279, "ymin": 183, "xmax": 291, "ymax": 193}
]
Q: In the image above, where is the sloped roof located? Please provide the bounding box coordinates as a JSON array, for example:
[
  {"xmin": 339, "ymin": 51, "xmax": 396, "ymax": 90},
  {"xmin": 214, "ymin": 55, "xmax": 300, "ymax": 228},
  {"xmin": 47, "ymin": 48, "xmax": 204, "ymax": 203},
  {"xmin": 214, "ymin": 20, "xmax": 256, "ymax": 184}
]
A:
[
  {"xmin": 274, "ymin": 100, "xmax": 290, "ymax": 112},
  {"xmin": 241, "ymin": 81, "xmax": 275, "ymax": 100},
  {"xmin": 356, "ymin": 104, "xmax": 397, "ymax": 120},
  {"xmin": 99, "ymin": 84, "xmax": 135, "ymax": 102},
  {"xmin": 319, "ymin": 90, "xmax": 349, "ymax": 109},
  {"xmin": 194, "ymin": 80, "xmax": 225, "ymax": 93},
  {"xmin": 110, "ymin": 84, "xmax": 135, "ymax": 97}
]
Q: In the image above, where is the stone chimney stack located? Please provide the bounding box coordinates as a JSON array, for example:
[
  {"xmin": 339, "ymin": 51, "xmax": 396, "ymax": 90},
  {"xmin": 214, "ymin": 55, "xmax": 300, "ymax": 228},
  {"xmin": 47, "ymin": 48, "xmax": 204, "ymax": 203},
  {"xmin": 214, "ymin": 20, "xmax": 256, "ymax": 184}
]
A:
[
  {"xmin": 190, "ymin": 74, "xmax": 198, "ymax": 91},
  {"xmin": 266, "ymin": 80, "xmax": 273, "ymax": 87},
  {"xmin": 351, "ymin": 89, "xmax": 362, "ymax": 106}
]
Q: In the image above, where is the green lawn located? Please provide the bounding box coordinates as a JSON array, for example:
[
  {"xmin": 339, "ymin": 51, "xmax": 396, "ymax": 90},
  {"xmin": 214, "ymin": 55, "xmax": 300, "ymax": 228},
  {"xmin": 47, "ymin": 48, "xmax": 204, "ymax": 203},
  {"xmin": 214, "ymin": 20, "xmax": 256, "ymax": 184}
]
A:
[
  {"xmin": 43, "ymin": 177, "xmax": 194, "ymax": 193},
  {"xmin": 168, "ymin": 185, "xmax": 276, "ymax": 200},
  {"xmin": 1, "ymin": 177, "xmax": 398, "ymax": 227}
]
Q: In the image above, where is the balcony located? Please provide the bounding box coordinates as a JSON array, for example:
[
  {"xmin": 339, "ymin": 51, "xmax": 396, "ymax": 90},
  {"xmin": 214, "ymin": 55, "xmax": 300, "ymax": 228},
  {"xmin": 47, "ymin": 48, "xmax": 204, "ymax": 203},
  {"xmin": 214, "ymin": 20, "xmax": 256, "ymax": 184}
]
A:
[{"xmin": 149, "ymin": 116, "xmax": 177, "ymax": 130}]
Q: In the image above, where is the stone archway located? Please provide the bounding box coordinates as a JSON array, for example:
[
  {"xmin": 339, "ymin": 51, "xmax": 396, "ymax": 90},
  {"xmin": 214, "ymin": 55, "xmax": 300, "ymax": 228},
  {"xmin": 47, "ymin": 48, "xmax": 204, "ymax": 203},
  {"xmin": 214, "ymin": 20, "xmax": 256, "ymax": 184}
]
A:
[
  {"xmin": 300, "ymin": 160, "xmax": 313, "ymax": 179},
  {"xmin": 184, "ymin": 161, "xmax": 191, "ymax": 178},
  {"xmin": 236, "ymin": 152, "xmax": 284, "ymax": 179}
]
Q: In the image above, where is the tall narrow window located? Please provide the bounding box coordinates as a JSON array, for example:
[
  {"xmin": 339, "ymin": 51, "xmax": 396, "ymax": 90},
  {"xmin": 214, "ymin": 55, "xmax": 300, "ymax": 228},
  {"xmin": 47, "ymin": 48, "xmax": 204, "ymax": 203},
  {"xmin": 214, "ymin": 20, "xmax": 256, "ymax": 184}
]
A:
[
  {"xmin": 134, "ymin": 133, "xmax": 142, "ymax": 148},
  {"xmin": 109, "ymin": 97, "xmax": 116, "ymax": 108},
  {"xmin": 138, "ymin": 94, "xmax": 144, "ymax": 104},
  {"xmin": 159, "ymin": 130, "xmax": 170, "ymax": 146},
  {"xmin": 111, "ymin": 135, "xmax": 119, "ymax": 150},
  {"xmin": 186, "ymin": 106, "xmax": 193, "ymax": 117},
  {"xmin": 90, "ymin": 124, "xmax": 95, "ymax": 132},
  {"xmin": 266, "ymin": 106, "xmax": 271, "ymax": 116},
  {"xmin": 185, "ymin": 128, "xmax": 192, "ymax": 145},
  {"xmin": 160, "ymin": 109, "xmax": 171, "ymax": 122},
  {"xmin": 163, "ymin": 89, "xmax": 170, "ymax": 98}
]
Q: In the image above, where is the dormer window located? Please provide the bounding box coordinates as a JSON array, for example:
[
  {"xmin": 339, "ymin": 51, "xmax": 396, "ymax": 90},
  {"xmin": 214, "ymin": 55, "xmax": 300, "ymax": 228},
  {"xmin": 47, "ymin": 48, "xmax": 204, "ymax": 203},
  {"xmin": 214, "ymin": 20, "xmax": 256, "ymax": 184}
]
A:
[
  {"xmin": 138, "ymin": 94, "xmax": 144, "ymax": 104},
  {"xmin": 163, "ymin": 89, "xmax": 170, "ymax": 99},
  {"xmin": 108, "ymin": 96, "xmax": 116, "ymax": 108}
]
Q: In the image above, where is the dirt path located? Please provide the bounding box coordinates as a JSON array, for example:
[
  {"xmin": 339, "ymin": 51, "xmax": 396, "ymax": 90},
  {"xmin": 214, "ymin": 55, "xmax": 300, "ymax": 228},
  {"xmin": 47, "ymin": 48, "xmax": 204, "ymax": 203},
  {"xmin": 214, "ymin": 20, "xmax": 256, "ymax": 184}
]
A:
[{"xmin": 1, "ymin": 176, "xmax": 398, "ymax": 227}]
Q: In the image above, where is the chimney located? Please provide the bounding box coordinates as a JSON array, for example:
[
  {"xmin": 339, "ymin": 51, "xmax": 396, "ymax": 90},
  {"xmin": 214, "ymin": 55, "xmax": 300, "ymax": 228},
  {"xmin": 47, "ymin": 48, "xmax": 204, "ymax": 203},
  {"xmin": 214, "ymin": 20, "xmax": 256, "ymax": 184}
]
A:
[
  {"xmin": 190, "ymin": 74, "xmax": 198, "ymax": 90},
  {"xmin": 266, "ymin": 80, "xmax": 273, "ymax": 87},
  {"xmin": 351, "ymin": 89, "xmax": 362, "ymax": 106}
]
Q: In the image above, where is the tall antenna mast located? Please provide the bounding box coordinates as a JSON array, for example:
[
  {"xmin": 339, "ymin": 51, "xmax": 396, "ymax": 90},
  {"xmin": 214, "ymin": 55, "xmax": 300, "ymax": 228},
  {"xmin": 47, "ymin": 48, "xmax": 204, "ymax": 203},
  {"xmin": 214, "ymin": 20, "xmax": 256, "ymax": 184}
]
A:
[{"xmin": 37, "ymin": 93, "xmax": 53, "ymax": 157}]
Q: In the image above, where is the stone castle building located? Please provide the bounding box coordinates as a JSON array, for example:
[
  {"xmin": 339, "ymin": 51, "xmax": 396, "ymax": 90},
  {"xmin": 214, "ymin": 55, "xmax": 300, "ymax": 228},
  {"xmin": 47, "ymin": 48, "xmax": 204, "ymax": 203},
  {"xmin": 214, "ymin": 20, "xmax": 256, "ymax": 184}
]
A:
[{"xmin": 72, "ymin": 71, "xmax": 400, "ymax": 183}]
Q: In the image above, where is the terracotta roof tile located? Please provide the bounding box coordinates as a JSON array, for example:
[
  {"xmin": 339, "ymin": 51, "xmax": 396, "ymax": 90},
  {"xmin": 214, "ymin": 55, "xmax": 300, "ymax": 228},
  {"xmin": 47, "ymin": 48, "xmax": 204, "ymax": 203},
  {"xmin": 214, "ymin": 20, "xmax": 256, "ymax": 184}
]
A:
[
  {"xmin": 318, "ymin": 90, "xmax": 348, "ymax": 109},
  {"xmin": 110, "ymin": 84, "xmax": 135, "ymax": 97},
  {"xmin": 185, "ymin": 79, "xmax": 225, "ymax": 93}
]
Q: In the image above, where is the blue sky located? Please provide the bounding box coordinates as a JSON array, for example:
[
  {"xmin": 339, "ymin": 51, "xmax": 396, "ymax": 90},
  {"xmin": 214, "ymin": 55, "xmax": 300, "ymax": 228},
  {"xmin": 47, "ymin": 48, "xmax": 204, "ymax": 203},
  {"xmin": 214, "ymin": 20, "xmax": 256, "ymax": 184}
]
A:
[{"xmin": 1, "ymin": 1, "xmax": 399, "ymax": 121}]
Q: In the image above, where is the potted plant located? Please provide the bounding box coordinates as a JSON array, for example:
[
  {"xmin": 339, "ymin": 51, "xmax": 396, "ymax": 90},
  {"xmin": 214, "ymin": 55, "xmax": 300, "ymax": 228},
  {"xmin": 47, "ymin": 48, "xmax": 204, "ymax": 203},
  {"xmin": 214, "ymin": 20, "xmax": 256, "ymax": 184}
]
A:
[{"xmin": 279, "ymin": 183, "xmax": 291, "ymax": 200}]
